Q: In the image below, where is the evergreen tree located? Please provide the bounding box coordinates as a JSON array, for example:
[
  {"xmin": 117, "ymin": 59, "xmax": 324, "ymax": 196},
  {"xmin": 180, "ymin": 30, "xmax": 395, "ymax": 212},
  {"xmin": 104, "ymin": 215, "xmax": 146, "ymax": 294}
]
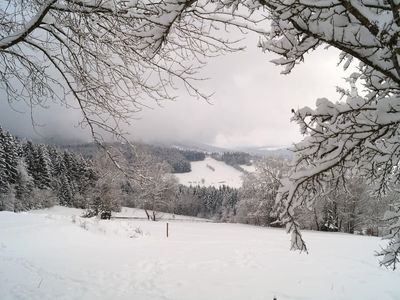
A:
[
  {"xmin": 14, "ymin": 158, "xmax": 34, "ymax": 211},
  {"xmin": 34, "ymin": 145, "xmax": 52, "ymax": 189},
  {"xmin": 0, "ymin": 128, "xmax": 99, "ymax": 211},
  {"xmin": 63, "ymin": 151, "xmax": 79, "ymax": 194},
  {"xmin": 50, "ymin": 148, "xmax": 66, "ymax": 176},
  {"xmin": 23, "ymin": 141, "xmax": 37, "ymax": 181},
  {"xmin": 58, "ymin": 175, "xmax": 74, "ymax": 207},
  {"xmin": 74, "ymin": 155, "xmax": 94, "ymax": 194},
  {"xmin": 0, "ymin": 127, "xmax": 19, "ymax": 184},
  {"xmin": 86, "ymin": 178, "xmax": 121, "ymax": 217},
  {"xmin": 0, "ymin": 142, "xmax": 8, "ymax": 195}
]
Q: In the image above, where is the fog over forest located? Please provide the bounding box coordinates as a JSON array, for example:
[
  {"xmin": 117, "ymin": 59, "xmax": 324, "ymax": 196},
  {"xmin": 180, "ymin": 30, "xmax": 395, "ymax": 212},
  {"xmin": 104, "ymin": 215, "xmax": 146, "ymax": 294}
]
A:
[{"xmin": 0, "ymin": 34, "xmax": 346, "ymax": 148}]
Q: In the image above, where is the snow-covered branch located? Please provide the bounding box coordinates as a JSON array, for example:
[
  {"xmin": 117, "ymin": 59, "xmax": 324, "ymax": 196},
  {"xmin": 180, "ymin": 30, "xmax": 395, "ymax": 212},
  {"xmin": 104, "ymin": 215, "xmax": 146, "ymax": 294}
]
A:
[
  {"xmin": 254, "ymin": 0, "xmax": 400, "ymax": 268},
  {"xmin": 0, "ymin": 0, "xmax": 268, "ymax": 144}
]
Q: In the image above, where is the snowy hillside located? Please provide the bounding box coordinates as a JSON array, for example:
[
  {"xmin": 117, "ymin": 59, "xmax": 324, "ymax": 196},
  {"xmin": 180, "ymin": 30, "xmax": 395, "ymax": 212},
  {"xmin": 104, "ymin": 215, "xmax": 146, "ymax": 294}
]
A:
[
  {"xmin": 1, "ymin": 207, "xmax": 399, "ymax": 300},
  {"xmin": 174, "ymin": 157, "xmax": 244, "ymax": 188},
  {"xmin": 239, "ymin": 164, "xmax": 256, "ymax": 173}
]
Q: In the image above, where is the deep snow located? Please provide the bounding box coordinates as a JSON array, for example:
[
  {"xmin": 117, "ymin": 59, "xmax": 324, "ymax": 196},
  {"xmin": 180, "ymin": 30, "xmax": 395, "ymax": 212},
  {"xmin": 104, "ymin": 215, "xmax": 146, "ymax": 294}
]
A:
[{"xmin": 1, "ymin": 206, "xmax": 399, "ymax": 300}]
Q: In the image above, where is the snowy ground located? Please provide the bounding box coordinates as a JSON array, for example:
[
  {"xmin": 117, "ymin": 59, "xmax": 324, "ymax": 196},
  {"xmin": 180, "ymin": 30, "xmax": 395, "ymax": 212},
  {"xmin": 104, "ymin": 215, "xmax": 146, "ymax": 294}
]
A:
[
  {"xmin": 1, "ymin": 207, "xmax": 400, "ymax": 300},
  {"xmin": 174, "ymin": 157, "xmax": 244, "ymax": 188},
  {"xmin": 239, "ymin": 164, "xmax": 256, "ymax": 173}
]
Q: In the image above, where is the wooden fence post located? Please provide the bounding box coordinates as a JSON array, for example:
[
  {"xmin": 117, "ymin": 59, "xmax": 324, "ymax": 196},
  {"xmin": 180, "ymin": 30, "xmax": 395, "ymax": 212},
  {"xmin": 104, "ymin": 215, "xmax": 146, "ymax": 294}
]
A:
[{"xmin": 166, "ymin": 222, "xmax": 169, "ymax": 238}]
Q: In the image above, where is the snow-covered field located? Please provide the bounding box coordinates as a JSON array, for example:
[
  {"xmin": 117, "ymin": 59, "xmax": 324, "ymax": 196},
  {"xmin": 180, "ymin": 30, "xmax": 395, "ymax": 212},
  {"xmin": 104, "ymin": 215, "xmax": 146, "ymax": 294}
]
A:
[
  {"xmin": 174, "ymin": 157, "xmax": 244, "ymax": 188},
  {"xmin": 1, "ymin": 206, "xmax": 400, "ymax": 300},
  {"xmin": 239, "ymin": 164, "xmax": 256, "ymax": 173}
]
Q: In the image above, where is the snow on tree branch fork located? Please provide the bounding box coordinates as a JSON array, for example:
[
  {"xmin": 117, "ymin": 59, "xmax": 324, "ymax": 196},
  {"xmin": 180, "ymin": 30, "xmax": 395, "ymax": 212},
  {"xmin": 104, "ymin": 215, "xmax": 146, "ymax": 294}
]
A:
[{"xmin": 0, "ymin": 0, "xmax": 56, "ymax": 50}]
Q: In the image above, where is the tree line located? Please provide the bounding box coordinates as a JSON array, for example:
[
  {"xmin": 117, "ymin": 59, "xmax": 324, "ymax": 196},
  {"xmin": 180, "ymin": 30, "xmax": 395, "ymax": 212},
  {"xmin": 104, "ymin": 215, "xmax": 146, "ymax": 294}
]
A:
[
  {"xmin": 0, "ymin": 127, "xmax": 393, "ymax": 238},
  {"xmin": 139, "ymin": 144, "xmax": 206, "ymax": 173},
  {"xmin": 63, "ymin": 142, "xmax": 206, "ymax": 174},
  {"xmin": 0, "ymin": 127, "xmax": 120, "ymax": 214},
  {"xmin": 211, "ymin": 152, "xmax": 252, "ymax": 167}
]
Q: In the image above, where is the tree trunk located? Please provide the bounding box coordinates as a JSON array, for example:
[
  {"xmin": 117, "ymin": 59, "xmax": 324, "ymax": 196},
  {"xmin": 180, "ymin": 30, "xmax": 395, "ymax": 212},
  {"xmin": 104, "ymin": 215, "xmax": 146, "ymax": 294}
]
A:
[
  {"xmin": 144, "ymin": 209, "xmax": 150, "ymax": 220},
  {"xmin": 313, "ymin": 208, "xmax": 320, "ymax": 231}
]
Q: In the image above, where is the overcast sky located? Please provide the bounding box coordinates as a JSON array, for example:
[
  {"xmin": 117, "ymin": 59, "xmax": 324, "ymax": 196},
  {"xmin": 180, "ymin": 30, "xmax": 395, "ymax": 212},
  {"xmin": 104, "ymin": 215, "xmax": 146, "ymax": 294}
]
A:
[{"xmin": 0, "ymin": 33, "xmax": 347, "ymax": 148}]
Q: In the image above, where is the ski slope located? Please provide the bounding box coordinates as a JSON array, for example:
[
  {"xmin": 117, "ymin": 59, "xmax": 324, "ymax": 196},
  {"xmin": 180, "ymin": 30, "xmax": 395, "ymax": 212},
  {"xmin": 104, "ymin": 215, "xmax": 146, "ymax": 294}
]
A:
[
  {"xmin": 1, "ymin": 206, "xmax": 399, "ymax": 300},
  {"xmin": 174, "ymin": 157, "xmax": 244, "ymax": 188}
]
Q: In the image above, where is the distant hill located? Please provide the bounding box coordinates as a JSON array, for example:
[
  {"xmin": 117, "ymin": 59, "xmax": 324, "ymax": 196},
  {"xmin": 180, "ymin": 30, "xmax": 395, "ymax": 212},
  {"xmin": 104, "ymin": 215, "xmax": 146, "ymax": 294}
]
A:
[
  {"xmin": 153, "ymin": 140, "xmax": 228, "ymax": 154},
  {"xmin": 233, "ymin": 146, "xmax": 293, "ymax": 159},
  {"xmin": 25, "ymin": 137, "xmax": 290, "ymax": 178},
  {"xmin": 57, "ymin": 142, "xmax": 206, "ymax": 174},
  {"xmin": 154, "ymin": 140, "xmax": 293, "ymax": 159}
]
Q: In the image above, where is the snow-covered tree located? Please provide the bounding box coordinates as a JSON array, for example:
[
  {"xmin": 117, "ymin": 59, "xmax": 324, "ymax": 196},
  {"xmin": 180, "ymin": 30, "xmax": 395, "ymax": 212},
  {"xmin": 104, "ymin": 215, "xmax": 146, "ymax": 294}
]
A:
[
  {"xmin": 294, "ymin": 176, "xmax": 388, "ymax": 234},
  {"xmin": 220, "ymin": 185, "xmax": 239, "ymax": 221},
  {"xmin": 84, "ymin": 152, "xmax": 122, "ymax": 217},
  {"xmin": 0, "ymin": 142, "xmax": 8, "ymax": 195},
  {"xmin": 34, "ymin": 145, "xmax": 52, "ymax": 189},
  {"xmin": 0, "ymin": 127, "xmax": 19, "ymax": 184},
  {"xmin": 141, "ymin": 165, "xmax": 179, "ymax": 221},
  {"xmin": 0, "ymin": 127, "xmax": 102, "ymax": 210},
  {"xmin": 129, "ymin": 149, "xmax": 178, "ymax": 220},
  {"xmin": 23, "ymin": 141, "xmax": 37, "ymax": 180},
  {"xmin": 254, "ymin": 0, "xmax": 400, "ymax": 268},
  {"xmin": 58, "ymin": 174, "xmax": 74, "ymax": 207},
  {"xmin": 237, "ymin": 157, "xmax": 289, "ymax": 226},
  {"xmin": 14, "ymin": 158, "xmax": 35, "ymax": 211},
  {"xmin": 86, "ymin": 176, "xmax": 121, "ymax": 217},
  {"xmin": 175, "ymin": 186, "xmax": 203, "ymax": 216},
  {"xmin": 379, "ymin": 202, "xmax": 400, "ymax": 270},
  {"xmin": 0, "ymin": 0, "xmax": 266, "ymax": 143}
]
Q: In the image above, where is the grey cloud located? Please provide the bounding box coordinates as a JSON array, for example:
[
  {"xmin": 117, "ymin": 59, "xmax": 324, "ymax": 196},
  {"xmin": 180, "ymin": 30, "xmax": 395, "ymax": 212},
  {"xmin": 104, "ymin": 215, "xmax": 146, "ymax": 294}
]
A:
[{"xmin": 0, "ymin": 33, "xmax": 347, "ymax": 147}]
